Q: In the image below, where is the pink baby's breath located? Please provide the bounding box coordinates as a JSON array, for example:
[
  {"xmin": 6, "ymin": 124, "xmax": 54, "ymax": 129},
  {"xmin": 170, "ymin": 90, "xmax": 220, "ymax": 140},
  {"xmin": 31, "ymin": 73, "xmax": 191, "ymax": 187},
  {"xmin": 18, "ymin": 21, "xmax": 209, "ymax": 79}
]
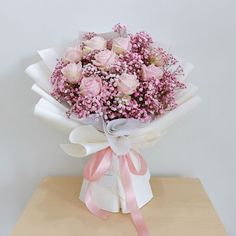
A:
[{"xmin": 50, "ymin": 25, "xmax": 186, "ymax": 123}]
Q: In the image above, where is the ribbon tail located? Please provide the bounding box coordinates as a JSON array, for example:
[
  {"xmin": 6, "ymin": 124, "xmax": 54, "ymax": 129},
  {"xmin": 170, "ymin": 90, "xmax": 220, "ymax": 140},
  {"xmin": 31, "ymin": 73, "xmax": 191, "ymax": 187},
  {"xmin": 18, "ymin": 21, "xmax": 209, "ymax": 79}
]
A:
[
  {"xmin": 120, "ymin": 156, "xmax": 150, "ymax": 236},
  {"xmin": 85, "ymin": 183, "xmax": 110, "ymax": 219},
  {"xmin": 83, "ymin": 148, "xmax": 113, "ymax": 219}
]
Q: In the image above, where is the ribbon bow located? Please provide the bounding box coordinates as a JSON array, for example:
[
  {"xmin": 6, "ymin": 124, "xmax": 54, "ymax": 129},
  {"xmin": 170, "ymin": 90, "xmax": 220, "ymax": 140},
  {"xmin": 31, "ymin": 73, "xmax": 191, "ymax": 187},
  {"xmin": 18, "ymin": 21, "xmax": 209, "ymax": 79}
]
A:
[{"xmin": 83, "ymin": 147, "xmax": 150, "ymax": 236}]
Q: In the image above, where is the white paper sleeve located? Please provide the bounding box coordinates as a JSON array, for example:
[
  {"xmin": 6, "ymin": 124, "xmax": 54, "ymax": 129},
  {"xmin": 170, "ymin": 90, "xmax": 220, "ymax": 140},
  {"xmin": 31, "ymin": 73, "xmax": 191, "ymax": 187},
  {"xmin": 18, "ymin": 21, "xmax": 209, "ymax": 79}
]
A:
[
  {"xmin": 38, "ymin": 48, "xmax": 60, "ymax": 72},
  {"xmin": 34, "ymin": 98, "xmax": 78, "ymax": 132}
]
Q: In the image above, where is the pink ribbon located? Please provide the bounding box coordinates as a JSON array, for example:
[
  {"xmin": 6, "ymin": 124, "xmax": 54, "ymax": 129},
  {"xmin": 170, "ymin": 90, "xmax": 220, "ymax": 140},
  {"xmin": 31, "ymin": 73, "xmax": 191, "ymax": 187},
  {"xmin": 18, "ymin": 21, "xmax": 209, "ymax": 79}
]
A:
[
  {"xmin": 83, "ymin": 147, "xmax": 113, "ymax": 219},
  {"xmin": 83, "ymin": 147, "xmax": 150, "ymax": 236}
]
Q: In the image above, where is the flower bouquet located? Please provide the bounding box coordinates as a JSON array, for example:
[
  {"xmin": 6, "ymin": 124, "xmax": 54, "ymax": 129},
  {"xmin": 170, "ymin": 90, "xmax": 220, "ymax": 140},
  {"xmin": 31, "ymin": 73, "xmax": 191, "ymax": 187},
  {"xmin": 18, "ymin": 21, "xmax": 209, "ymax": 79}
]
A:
[{"xmin": 26, "ymin": 24, "xmax": 200, "ymax": 236}]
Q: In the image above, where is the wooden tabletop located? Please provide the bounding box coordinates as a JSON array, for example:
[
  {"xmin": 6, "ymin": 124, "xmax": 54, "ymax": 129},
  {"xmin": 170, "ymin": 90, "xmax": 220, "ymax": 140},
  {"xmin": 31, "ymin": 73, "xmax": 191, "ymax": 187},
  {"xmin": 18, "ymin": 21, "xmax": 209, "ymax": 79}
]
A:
[{"xmin": 11, "ymin": 177, "xmax": 227, "ymax": 236}]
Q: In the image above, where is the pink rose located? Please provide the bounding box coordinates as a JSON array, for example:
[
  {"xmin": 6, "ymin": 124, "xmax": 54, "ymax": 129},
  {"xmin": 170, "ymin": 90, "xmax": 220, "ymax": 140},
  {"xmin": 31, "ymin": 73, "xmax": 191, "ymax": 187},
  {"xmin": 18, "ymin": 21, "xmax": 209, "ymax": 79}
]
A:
[
  {"xmin": 80, "ymin": 76, "xmax": 102, "ymax": 96},
  {"xmin": 93, "ymin": 50, "xmax": 117, "ymax": 69},
  {"xmin": 117, "ymin": 73, "xmax": 139, "ymax": 95},
  {"xmin": 63, "ymin": 46, "xmax": 83, "ymax": 63},
  {"xmin": 83, "ymin": 36, "xmax": 107, "ymax": 53},
  {"xmin": 61, "ymin": 62, "xmax": 82, "ymax": 84},
  {"xmin": 112, "ymin": 37, "xmax": 131, "ymax": 54},
  {"xmin": 142, "ymin": 64, "xmax": 163, "ymax": 80}
]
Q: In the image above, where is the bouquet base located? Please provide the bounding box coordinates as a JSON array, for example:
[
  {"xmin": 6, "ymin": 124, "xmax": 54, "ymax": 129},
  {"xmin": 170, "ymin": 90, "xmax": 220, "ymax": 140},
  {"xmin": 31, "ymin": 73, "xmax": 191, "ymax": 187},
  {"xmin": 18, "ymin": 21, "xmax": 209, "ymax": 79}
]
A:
[{"xmin": 79, "ymin": 169, "xmax": 153, "ymax": 213}]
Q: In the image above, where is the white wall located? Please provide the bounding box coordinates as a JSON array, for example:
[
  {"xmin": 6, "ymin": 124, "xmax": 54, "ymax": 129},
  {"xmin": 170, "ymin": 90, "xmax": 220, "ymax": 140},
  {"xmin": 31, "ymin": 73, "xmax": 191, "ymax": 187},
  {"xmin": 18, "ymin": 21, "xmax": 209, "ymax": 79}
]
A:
[{"xmin": 0, "ymin": 0, "xmax": 235, "ymax": 235}]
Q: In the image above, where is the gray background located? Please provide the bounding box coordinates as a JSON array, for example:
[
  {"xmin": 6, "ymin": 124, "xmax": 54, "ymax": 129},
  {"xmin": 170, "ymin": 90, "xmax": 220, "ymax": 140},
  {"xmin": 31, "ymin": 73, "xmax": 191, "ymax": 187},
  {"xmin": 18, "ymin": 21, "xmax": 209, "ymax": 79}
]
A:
[{"xmin": 0, "ymin": 0, "xmax": 235, "ymax": 235}]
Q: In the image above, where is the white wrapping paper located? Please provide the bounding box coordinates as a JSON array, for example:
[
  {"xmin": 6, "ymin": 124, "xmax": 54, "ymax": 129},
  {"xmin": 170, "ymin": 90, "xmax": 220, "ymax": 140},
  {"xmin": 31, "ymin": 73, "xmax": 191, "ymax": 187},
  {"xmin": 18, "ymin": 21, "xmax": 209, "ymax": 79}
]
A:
[{"xmin": 26, "ymin": 36, "xmax": 201, "ymax": 213}]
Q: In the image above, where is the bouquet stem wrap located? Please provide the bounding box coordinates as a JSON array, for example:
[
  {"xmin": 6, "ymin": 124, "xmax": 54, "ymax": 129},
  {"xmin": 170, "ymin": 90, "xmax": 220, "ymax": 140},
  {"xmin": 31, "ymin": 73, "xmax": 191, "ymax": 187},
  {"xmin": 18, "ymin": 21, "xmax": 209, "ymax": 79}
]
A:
[{"xmin": 83, "ymin": 147, "xmax": 150, "ymax": 236}]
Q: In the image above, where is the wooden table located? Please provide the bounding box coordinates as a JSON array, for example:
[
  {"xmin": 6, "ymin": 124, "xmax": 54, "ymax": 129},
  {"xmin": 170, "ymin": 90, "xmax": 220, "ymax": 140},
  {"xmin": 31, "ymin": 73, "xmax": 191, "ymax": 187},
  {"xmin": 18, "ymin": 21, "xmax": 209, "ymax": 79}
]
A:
[{"xmin": 11, "ymin": 177, "xmax": 227, "ymax": 236}]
